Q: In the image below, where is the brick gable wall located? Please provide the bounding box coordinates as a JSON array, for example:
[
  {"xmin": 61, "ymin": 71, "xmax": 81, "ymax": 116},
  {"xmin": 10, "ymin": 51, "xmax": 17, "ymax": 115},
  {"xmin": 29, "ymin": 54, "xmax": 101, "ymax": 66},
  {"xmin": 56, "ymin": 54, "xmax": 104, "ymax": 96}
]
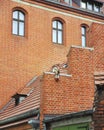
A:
[
  {"xmin": 41, "ymin": 23, "xmax": 104, "ymax": 130},
  {"xmin": 41, "ymin": 47, "xmax": 94, "ymax": 115},
  {"xmin": 40, "ymin": 47, "xmax": 94, "ymax": 129}
]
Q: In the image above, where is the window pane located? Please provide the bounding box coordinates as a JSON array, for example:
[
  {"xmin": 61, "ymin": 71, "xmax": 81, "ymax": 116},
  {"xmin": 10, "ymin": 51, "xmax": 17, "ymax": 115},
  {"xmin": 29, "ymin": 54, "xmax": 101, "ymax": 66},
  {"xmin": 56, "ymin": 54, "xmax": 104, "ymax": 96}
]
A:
[
  {"xmin": 94, "ymin": 4, "xmax": 99, "ymax": 12},
  {"xmin": 82, "ymin": 36, "xmax": 86, "ymax": 47},
  {"xmin": 19, "ymin": 12, "xmax": 25, "ymax": 20},
  {"xmin": 87, "ymin": 2, "xmax": 92, "ymax": 10},
  {"xmin": 13, "ymin": 11, "xmax": 18, "ymax": 19},
  {"xmin": 12, "ymin": 21, "xmax": 18, "ymax": 35},
  {"xmin": 58, "ymin": 21, "xmax": 62, "ymax": 29},
  {"xmin": 81, "ymin": 1, "xmax": 86, "ymax": 9},
  {"xmin": 82, "ymin": 27, "xmax": 85, "ymax": 35},
  {"xmin": 53, "ymin": 21, "xmax": 57, "ymax": 28},
  {"xmin": 19, "ymin": 22, "xmax": 24, "ymax": 36},
  {"xmin": 19, "ymin": 97, "xmax": 25, "ymax": 103},
  {"xmin": 64, "ymin": 0, "xmax": 70, "ymax": 4},
  {"xmin": 53, "ymin": 30, "xmax": 57, "ymax": 43},
  {"xmin": 58, "ymin": 31, "xmax": 62, "ymax": 44}
]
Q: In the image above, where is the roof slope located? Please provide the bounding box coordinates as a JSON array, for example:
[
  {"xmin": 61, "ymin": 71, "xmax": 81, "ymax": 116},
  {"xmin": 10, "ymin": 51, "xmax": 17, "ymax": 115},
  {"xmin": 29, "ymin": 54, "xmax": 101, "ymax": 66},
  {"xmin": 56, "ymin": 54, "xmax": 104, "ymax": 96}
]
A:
[
  {"xmin": 0, "ymin": 76, "xmax": 41, "ymax": 121},
  {"xmin": 94, "ymin": 72, "xmax": 104, "ymax": 85}
]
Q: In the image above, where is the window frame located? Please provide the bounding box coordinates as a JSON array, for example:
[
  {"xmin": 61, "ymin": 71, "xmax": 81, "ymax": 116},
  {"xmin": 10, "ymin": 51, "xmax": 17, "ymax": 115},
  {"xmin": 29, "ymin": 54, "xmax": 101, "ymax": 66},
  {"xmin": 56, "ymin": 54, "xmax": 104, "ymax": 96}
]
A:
[
  {"xmin": 81, "ymin": 26, "xmax": 86, "ymax": 47},
  {"xmin": 81, "ymin": 0, "xmax": 87, "ymax": 9},
  {"xmin": 94, "ymin": 3, "xmax": 100, "ymax": 12},
  {"xmin": 80, "ymin": 0, "xmax": 101, "ymax": 13},
  {"xmin": 87, "ymin": 1, "xmax": 93, "ymax": 11},
  {"xmin": 52, "ymin": 20, "xmax": 63, "ymax": 44},
  {"xmin": 12, "ymin": 10, "xmax": 25, "ymax": 36}
]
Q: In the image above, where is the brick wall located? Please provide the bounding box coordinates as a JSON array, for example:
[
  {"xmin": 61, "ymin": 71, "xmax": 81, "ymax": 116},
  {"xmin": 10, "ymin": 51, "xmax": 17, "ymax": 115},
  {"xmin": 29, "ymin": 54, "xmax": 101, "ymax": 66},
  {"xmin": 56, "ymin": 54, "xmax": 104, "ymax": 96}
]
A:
[
  {"xmin": 88, "ymin": 23, "xmax": 104, "ymax": 130},
  {"xmin": 92, "ymin": 24, "xmax": 104, "ymax": 72},
  {"xmin": 1, "ymin": 0, "xmax": 102, "ymax": 108},
  {"xmin": 41, "ymin": 47, "xmax": 94, "ymax": 115},
  {"xmin": 93, "ymin": 88, "xmax": 104, "ymax": 130},
  {"xmin": 41, "ymin": 22, "xmax": 104, "ymax": 129}
]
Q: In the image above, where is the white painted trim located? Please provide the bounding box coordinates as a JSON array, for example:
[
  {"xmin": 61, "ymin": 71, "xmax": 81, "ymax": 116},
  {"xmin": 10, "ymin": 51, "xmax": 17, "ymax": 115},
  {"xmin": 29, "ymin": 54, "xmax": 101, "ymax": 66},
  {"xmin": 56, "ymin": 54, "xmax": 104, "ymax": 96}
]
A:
[
  {"xmin": 26, "ymin": 76, "xmax": 38, "ymax": 87},
  {"xmin": 71, "ymin": 45, "xmax": 94, "ymax": 51},
  {"xmin": 12, "ymin": 0, "xmax": 104, "ymax": 24},
  {"xmin": 44, "ymin": 72, "xmax": 72, "ymax": 77},
  {"xmin": 60, "ymin": 73, "xmax": 72, "ymax": 77}
]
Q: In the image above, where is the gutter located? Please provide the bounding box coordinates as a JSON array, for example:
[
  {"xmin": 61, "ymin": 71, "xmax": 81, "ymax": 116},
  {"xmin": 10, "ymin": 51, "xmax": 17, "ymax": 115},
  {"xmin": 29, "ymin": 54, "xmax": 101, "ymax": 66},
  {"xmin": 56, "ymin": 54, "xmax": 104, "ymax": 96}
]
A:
[
  {"xmin": 44, "ymin": 110, "xmax": 93, "ymax": 123},
  {"xmin": 0, "ymin": 108, "xmax": 39, "ymax": 126}
]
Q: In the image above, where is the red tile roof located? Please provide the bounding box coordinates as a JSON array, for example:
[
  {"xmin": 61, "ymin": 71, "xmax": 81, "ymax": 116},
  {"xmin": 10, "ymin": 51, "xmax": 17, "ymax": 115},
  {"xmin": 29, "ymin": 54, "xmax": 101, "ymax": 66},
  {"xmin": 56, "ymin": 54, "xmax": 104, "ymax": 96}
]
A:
[
  {"xmin": 94, "ymin": 72, "xmax": 104, "ymax": 85},
  {"xmin": 0, "ymin": 76, "xmax": 41, "ymax": 121}
]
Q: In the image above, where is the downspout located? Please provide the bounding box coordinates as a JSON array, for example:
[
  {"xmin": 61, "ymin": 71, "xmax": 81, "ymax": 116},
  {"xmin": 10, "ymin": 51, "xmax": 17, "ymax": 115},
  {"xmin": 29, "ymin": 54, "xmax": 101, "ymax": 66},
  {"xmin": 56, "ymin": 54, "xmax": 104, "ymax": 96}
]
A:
[
  {"xmin": 28, "ymin": 119, "xmax": 40, "ymax": 130},
  {"xmin": 28, "ymin": 113, "xmax": 40, "ymax": 130}
]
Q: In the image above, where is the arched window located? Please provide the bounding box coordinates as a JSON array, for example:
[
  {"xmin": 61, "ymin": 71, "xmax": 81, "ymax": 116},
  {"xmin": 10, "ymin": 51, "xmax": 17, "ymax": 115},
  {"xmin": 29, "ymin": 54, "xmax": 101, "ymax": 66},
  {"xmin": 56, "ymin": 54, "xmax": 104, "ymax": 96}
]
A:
[
  {"xmin": 52, "ymin": 20, "xmax": 63, "ymax": 44},
  {"xmin": 81, "ymin": 26, "xmax": 86, "ymax": 47},
  {"xmin": 12, "ymin": 10, "xmax": 25, "ymax": 36}
]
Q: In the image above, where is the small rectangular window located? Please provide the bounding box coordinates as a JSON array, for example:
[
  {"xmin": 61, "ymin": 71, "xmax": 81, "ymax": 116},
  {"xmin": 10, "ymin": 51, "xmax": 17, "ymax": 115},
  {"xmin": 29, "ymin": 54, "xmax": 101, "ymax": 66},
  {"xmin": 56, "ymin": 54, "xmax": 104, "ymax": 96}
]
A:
[
  {"xmin": 87, "ymin": 1, "xmax": 93, "ymax": 10},
  {"xmin": 94, "ymin": 4, "xmax": 100, "ymax": 12},
  {"xmin": 81, "ymin": 0, "xmax": 86, "ymax": 9},
  {"xmin": 81, "ymin": 26, "xmax": 86, "ymax": 47}
]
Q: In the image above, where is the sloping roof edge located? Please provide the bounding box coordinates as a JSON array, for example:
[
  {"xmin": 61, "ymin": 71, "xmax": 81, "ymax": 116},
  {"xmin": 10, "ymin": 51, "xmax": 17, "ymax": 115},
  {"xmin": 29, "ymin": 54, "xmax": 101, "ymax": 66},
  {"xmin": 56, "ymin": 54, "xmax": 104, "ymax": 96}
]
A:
[{"xmin": 0, "ymin": 108, "xmax": 39, "ymax": 126}]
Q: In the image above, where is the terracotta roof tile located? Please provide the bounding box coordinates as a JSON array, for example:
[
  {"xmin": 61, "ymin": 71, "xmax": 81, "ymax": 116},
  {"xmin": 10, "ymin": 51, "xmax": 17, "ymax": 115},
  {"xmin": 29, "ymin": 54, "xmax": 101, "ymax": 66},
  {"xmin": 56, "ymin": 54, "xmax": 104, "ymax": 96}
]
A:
[
  {"xmin": 0, "ymin": 76, "xmax": 41, "ymax": 120},
  {"xmin": 94, "ymin": 72, "xmax": 104, "ymax": 85}
]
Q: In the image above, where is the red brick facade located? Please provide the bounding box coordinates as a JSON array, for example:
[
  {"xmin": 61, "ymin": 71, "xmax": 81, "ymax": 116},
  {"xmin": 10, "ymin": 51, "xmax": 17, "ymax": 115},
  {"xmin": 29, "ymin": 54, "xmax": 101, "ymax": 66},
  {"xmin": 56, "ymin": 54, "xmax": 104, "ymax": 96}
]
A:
[
  {"xmin": 89, "ymin": 23, "xmax": 104, "ymax": 130},
  {"xmin": 0, "ymin": 22, "xmax": 104, "ymax": 130},
  {"xmin": 0, "ymin": 0, "xmax": 104, "ymax": 129},
  {"xmin": 41, "ymin": 47, "xmax": 94, "ymax": 115},
  {"xmin": 40, "ymin": 23, "xmax": 104, "ymax": 129},
  {"xmin": 0, "ymin": 0, "xmax": 103, "ymax": 106},
  {"xmin": 93, "ymin": 85, "xmax": 104, "ymax": 130},
  {"xmin": 1, "ymin": 0, "xmax": 104, "ymax": 108}
]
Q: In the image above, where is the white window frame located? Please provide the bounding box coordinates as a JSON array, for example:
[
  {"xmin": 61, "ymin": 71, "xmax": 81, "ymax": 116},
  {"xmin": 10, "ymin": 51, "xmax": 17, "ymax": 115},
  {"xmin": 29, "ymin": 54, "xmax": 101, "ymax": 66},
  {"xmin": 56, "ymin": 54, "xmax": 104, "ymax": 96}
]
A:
[
  {"xmin": 12, "ymin": 10, "xmax": 25, "ymax": 36},
  {"xmin": 52, "ymin": 20, "xmax": 63, "ymax": 44}
]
